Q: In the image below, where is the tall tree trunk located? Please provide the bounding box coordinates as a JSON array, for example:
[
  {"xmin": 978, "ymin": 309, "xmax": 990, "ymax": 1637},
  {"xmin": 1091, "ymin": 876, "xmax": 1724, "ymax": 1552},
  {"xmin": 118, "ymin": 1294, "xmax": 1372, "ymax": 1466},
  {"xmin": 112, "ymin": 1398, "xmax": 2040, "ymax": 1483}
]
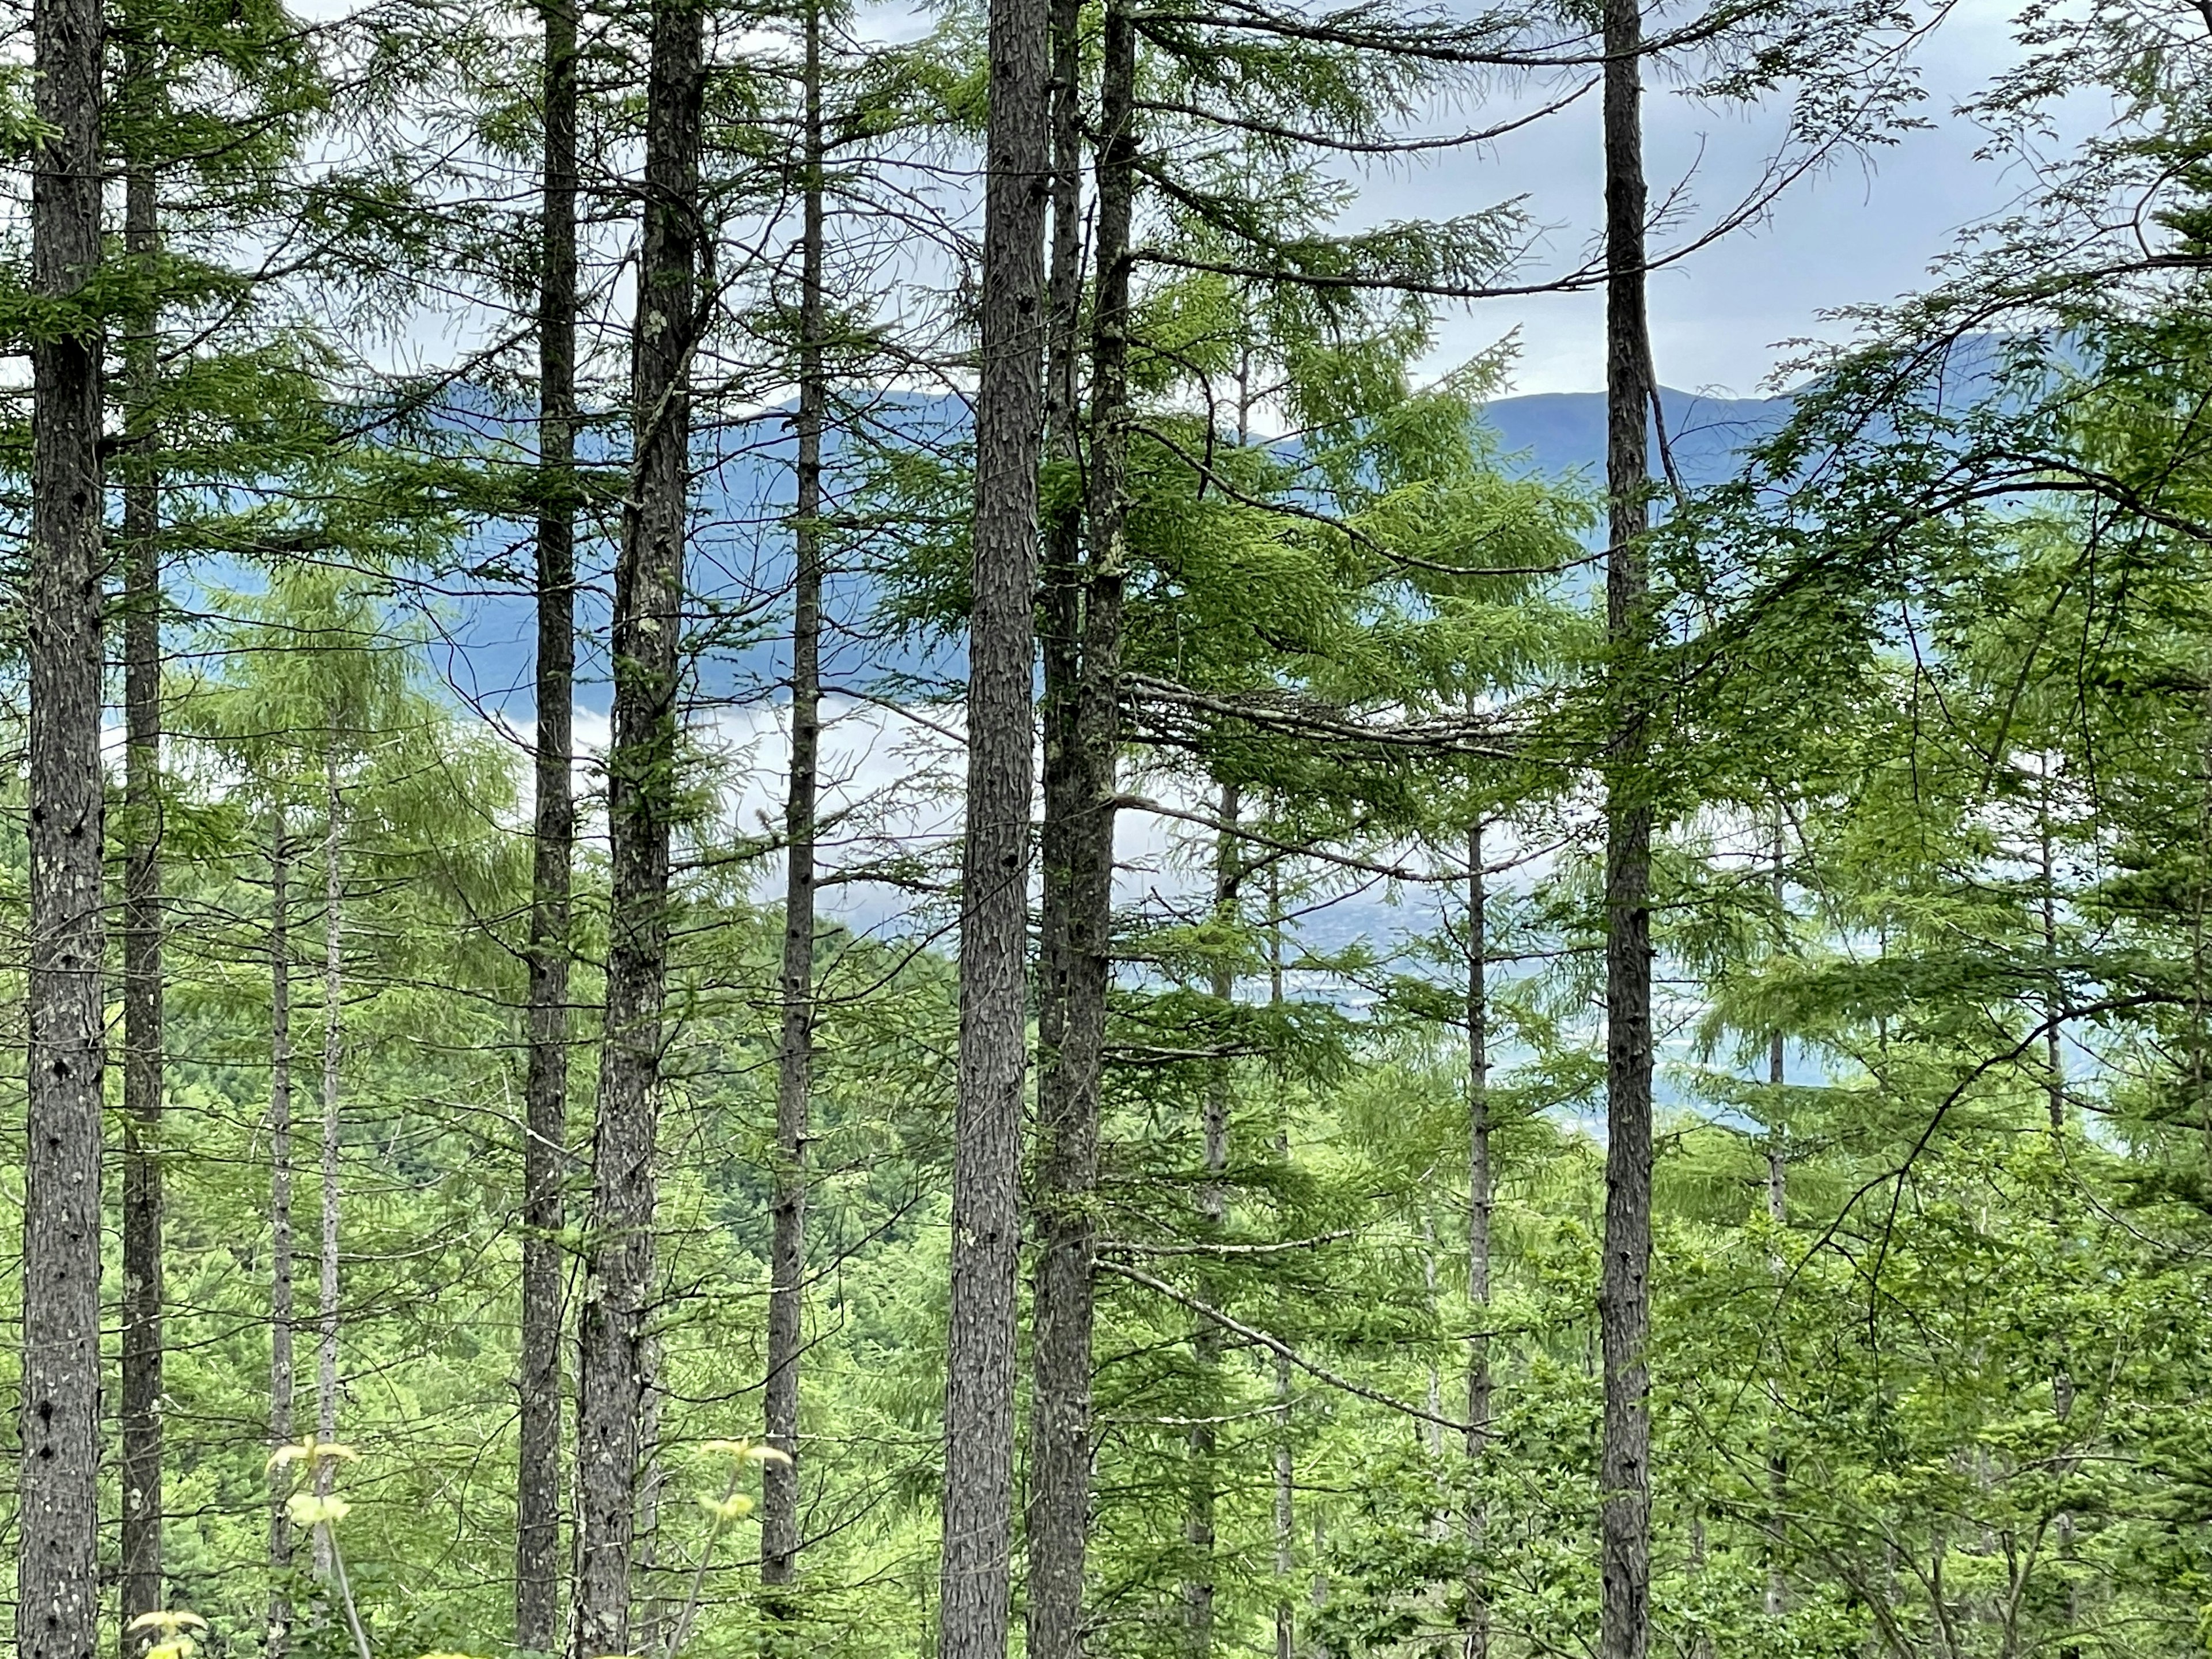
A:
[
  {"xmin": 21, "ymin": 0, "xmax": 107, "ymax": 1635},
  {"xmin": 1270, "ymin": 869, "xmax": 1294, "ymax": 1659},
  {"xmin": 315, "ymin": 770, "xmax": 345, "ymax": 1581},
  {"xmin": 1464, "ymin": 819, "xmax": 1491, "ymax": 1659},
  {"xmin": 1765, "ymin": 821, "xmax": 1787, "ymax": 1621},
  {"xmin": 517, "ymin": 0, "xmax": 578, "ymax": 1641},
  {"xmin": 2040, "ymin": 803, "xmax": 2078, "ymax": 1651},
  {"xmin": 1187, "ymin": 783, "xmax": 1240, "ymax": 1657},
  {"xmin": 120, "ymin": 118, "xmax": 168, "ymax": 1657},
  {"xmin": 575, "ymin": 0, "xmax": 701, "ymax": 1641},
  {"xmin": 938, "ymin": 0, "xmax": 1048, "ymax": 1628},
  {"xmin": 1596, "ymin": 0, "xmax": 1656, "ymax": 1650},
  {"xmin": 762, "ymin": 6, "xmax": 827, "ymax": 1599},
  {"xmin": 1027, "ymin": 1, "xmax": 1116, "ymax": 1647},
  {"xmin": 270, "ymin": 817, "xmax": 297, "ymax": 1658}
]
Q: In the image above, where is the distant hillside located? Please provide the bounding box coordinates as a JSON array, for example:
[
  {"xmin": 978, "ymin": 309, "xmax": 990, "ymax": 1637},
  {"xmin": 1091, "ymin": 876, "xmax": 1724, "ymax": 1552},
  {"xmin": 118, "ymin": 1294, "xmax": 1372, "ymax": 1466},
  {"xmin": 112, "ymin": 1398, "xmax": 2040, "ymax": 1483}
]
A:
[
  {"xmin": 389, "ymin": 383, "xmax": 1794, "ymax": 717},
  {"xmin": 1482, "ymin": 385, "xmax": 1791, "ymax": 486}
]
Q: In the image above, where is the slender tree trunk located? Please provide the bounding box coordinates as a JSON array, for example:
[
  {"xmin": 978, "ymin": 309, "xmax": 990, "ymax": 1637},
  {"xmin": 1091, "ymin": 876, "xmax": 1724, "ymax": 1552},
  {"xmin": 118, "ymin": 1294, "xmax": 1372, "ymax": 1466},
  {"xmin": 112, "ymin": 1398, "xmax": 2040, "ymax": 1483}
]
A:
[
  {"xmin": 1766, "ymin": 823, "xmax": 1787, "ymax": 1621},
  {"xmin": 762, "ymin": 8, "xmax": 827, "ymax": 1599},
  {"xmin": 1187, "ymin": 783, "xmax": 1240, "ymax": 1657},
  {"xmin": 633, "ymin": 1338, "xmax": 668, "ymax": 1657},
  {"xmin": 21, "ymin": 0, "xmax": 107, "ymax": 1634},
  {"xmin": 2040, "ymin": 804, "xmax": 2078, "ymax": 1653},
  {"xmin": 575, "ymin": 0, "xmax": 701, "ymax": 1642},
  {"xmin": 939, "ymin": 0, "xmax": 1048, "ymax": 1631},
  {"xmin": 1596, "ymin": 0, "xmax": 1656, "ymax": 1650},
  {"xmin": 517, "ymin": 0, "xmax": 579, "ymax": 1642},
  {"xmin": 1027, "ymin": 3, "xmax": 1118, "ymax": 1648},
  {"xmin": 1465, "ymin": 820, "xmax": 1491, "ymax": 1659},
  {"xmin": 1269, "ymin": 869, "xmax": 1294, "ymax": 1659},
  {"xmin": 120, "ymin": 123, "xmax": 168, "ymax": 1657},
  {"xmin": 270, "ymin": 818, "xmax": 298, "ymax": 1658},
  {"xmin": 315, "ymin": 769, "xmax": 345, "ymax": 1581}
]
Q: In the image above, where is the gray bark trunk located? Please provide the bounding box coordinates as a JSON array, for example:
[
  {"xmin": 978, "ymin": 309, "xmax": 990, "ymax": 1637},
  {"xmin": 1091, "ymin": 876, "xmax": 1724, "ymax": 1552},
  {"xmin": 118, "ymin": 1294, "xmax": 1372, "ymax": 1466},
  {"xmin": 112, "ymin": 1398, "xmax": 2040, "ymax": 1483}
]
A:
[
  {"xmin": 938, "ymin": 0, "xmax": 1048, "ymax": 1633},
  {"xmin": 1464, "ymin": 820, "xmax": 1491, "ymax": 1659},
  {"xmin": 21, "ymin": 0, "xmax": 107, "ymax": 1637},
  {"xmin": 1026, "ymin": 1, "xmax": 1118, "ymax": 1647},
  {"xmin": 762, "ymin": 4, "xmax": 826, "ymax": 1595},
  {"xmin": 1270, "ymin": 877, "xmax": 1294, "ymax": 1659},
  {"xmin": 315, "ymin": 771, "xmax": 344, "ymax": 1581},
  {"xmin": 1185, "ymin": 783, "xmax": 1240, "ymax": 1657},
  {"xmin": 517, "ymin": 0, "xmax": 578, "ymax": 1639},
  {"xmin": 1766, "ymin": 824, "xmax": 1787, "ymax": 1620},
  {"xmin": 574, "ymin": 0, "xmax": 701, "ymax": 1644},
  {"xmin": 120, "ymin": 122, "xmax": 167, "ymax": 1656},
  {"xmin": 270, "ymin": 818, "xmax": 297, "ymax": 1657},
  {"xmin": 1597, "ymin": 0, "xmax": 1656, "ymax": 1651}
]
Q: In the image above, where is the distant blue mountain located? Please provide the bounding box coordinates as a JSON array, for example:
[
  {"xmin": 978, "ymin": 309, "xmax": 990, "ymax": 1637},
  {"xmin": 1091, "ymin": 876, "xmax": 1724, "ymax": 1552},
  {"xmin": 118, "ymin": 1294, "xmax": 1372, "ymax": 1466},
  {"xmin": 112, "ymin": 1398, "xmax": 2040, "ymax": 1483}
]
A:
[
  {"xmin": 1482, "ymin": 385, "xmax": 1792, "ymax": 487},
  {"xmin": 370, "ymin": 383, "xmax": 1793, "ymax": 718}
]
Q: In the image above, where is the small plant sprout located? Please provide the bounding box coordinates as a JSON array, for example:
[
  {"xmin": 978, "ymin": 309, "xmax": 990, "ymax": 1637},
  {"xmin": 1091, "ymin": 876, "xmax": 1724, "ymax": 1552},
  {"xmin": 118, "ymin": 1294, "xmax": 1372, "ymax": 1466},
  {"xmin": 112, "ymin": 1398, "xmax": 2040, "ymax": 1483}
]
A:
[
  {"xmin": 128, "ymin": 1609, "xmax": 209, "ymax": 1659},
  {"xmin": 268, "ymin": 1437, "xmax": 374, "ymax": 1659},
  {"xmin": 657, "ymin": 1439, "xmax": 794, "ymax": 1659}
]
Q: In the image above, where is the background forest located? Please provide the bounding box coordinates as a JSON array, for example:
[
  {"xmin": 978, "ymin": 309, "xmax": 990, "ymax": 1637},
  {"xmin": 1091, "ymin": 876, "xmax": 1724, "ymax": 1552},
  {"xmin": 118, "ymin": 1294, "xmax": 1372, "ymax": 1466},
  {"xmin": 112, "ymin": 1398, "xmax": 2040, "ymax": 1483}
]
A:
[{"xmin": 3, "ymin": 0, "xmax": 2211, "ymax": 1653}]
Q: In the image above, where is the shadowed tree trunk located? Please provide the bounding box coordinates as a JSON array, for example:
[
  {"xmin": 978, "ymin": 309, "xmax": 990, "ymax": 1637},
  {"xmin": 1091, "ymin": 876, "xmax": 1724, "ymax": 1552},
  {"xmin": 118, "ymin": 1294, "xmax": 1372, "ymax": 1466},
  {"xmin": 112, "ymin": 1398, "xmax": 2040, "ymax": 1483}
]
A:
[
  {"xmin": 574, "ymin": 0, "xmax": 702, "ymax": 1643},
  {"xmin": 269, "ymin": 816, "xmax": 297, "ymax": 1658},
  {"xmin": 21, "ymin": 0, "xmax": 107, "ymax": 1635},
  {"xmin": 120, "ymin": 101, "xmax": 167, "ymax": 1656},
  {"xmin": 516, "ymin": 0, "xmax": 578, "ymax": 1639},
  {"xmin": 762, "ymin": 0, "xmax": 827, "ymax": 1599},
  {"xmin": 938, "ymin": 0, "xmax": 1048, "ymax": 1632},
  {"xmin": 1597, "ymin": 0, "xmax": 1656, "ymax": 1650}
]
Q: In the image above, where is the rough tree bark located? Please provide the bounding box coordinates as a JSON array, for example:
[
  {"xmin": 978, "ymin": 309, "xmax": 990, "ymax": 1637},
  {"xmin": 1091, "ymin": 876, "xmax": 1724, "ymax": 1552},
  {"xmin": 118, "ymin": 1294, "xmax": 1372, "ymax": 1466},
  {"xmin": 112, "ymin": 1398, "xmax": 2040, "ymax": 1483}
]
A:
[
  {"xmin": 120, "ymin": 109, "xmax": 168, "ymax": 1657},
  {"xmin": 1596, "ymin": 0, "xmax": 1656, "ymax": 1650},
  {"xmin": 762, "ymin": 0, "xmax": 826, "ymax": 1596},
  {"xmin": 270, "ymin": 817, "xmax": 297, "ymax": 1658},
  {"xmin": 1465, "ymin": 819, "xmax": 1491, "ymax": 1659},
  {"xmin": 937, "ymin": 0, "xmax": 1048, "ymax": 1632},
  {"xmin": 516, "ymin": 0, "xmax": 579, "ymax": 1638},
  {"xmin": 1025, "ymin": 0, "xmax": 1116, "ymax": 1646},
  {"xmin": 574, "ymin": 0, "xmax": 701, "ymax": 1642},
  {"xmin": 21, "ymin": 0, "xmax": 107, "ymax": 1637}
]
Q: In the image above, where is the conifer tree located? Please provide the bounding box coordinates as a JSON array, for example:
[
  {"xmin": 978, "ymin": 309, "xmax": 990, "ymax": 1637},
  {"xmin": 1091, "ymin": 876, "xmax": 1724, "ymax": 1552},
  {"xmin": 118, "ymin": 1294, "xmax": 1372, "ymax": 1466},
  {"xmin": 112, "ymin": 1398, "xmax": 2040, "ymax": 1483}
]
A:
[
  {"xmin": 517, "ymin": 0, "xmax": 580, "ymax": 1638},
  {"xmin": 20, "ymin": 0, "xmax": 108, "ymax": 1639},
  {"xmin": 575, "ymin": 0, "xmax": 704, "ymax": 1643},
  {"xmin": 117, "ymin": 33, "xmax": 167, "ymax": 1643},
  {"xmin": 939, "ymin": 0, "xmax": 1050, "ymax": 1636},
  {"xmin": 1596, "ymin": 1, "xmax": 1657, "ymax": 1654},
  {"xmin": 762, "ymin": 0, "xmax": 829, "ymax": 1597}
]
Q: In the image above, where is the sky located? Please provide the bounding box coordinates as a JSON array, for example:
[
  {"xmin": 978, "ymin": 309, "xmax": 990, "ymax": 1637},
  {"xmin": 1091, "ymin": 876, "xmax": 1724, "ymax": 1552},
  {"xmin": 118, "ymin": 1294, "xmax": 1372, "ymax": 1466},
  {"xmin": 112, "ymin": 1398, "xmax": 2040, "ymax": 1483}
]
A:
[{"xmin": 1347, "ymin": 0, "xmax": 2067, "ymax": 397}]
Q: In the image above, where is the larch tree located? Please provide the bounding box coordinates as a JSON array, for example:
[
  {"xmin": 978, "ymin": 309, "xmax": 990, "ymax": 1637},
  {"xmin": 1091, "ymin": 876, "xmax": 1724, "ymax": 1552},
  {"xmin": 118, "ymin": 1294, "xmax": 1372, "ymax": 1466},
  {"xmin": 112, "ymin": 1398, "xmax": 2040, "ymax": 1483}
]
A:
[
  {"xmin": 516, "ymin": 0, "xmax": 581, "ymax": 1638},
  {"xmin": 937, "ymin": 0, "xmax": 1050, "ymax": 1634},
  {"xmin": 761, "ymin": 0, "xmax": 829, "ymax": 1600},
  {"xmin": 20, "ymin": 0, "xmax": 108, "ymax": 1641},
  {"xmin": 117, "ymin": 28, "xmax": 166, "ymax": 1645},
  {"xmin": 574, "ymin": 0, "xmax": 704, "ymax": 1642},
  {"xmin": 1596, "ymin": 0, "xmax": 1657, "ymax": 1654}
]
